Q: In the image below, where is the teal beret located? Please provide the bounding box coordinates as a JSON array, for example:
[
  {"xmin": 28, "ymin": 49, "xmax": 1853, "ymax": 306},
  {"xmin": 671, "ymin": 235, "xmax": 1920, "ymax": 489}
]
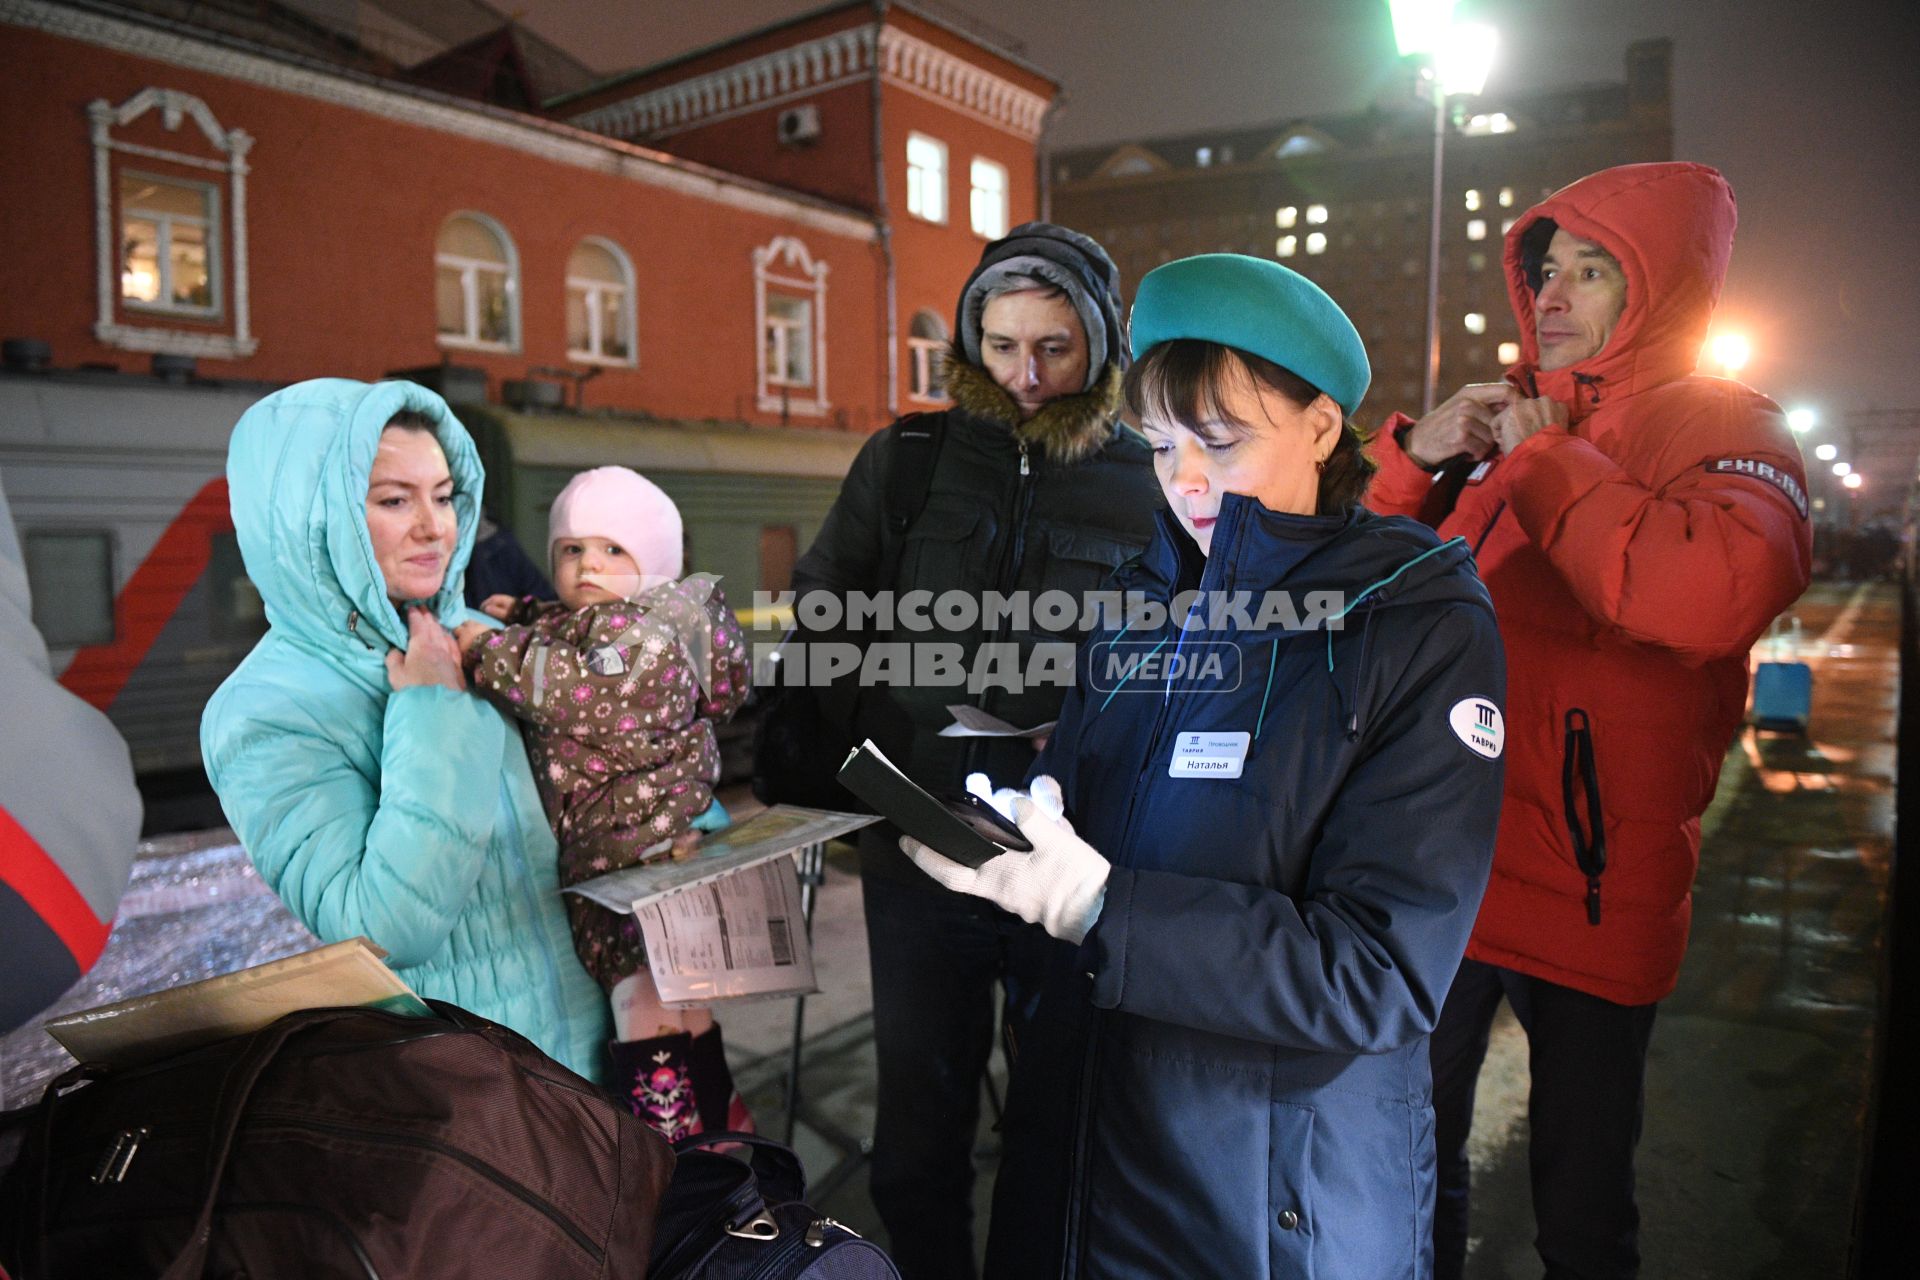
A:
[{"xmin": 1130, "ymin": 254, "xmax": 1371, "ymax": 417}]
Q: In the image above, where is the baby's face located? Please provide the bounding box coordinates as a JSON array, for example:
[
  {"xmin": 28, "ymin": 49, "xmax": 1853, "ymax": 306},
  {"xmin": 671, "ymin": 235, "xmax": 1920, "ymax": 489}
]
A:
[{"xmin": 553, "ymin": 536, "xmax": 644, "ymax": 608}]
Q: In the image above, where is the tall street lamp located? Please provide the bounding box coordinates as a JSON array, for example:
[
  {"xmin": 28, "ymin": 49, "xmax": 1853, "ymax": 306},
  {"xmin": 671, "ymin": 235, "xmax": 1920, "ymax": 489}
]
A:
[{"xmin": 1389, "ymin": 2, "xmax": 1498, "ymax": 411}]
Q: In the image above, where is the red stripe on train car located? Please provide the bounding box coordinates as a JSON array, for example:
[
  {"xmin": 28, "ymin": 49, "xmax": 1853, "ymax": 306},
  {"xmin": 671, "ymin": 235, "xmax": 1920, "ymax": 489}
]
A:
[
  {"xmin": 0, "ymin": 803, "xmax": 112, "ymax": 968},
  {"xmin": 57, "ymin": 477, "xmax": 233, "ymax": 712}
]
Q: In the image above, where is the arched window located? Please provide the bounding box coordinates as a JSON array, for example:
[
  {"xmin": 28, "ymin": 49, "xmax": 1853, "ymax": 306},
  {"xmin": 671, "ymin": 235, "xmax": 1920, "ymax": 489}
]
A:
[
  {"xmin": 436, "ymin": 213, "xmax": 518, "ymax": 350},
  {"xmin": 566, "ymin": 238, "xmax": 635, "ymax": 364},
  {"xmin": 908, "ymin": 310, "xmax": 949, "ymax": 402}
]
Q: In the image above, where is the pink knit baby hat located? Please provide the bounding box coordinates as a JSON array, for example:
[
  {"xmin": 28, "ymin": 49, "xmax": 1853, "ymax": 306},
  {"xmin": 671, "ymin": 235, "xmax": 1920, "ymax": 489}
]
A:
[{"xmin": 547, "ymin": 466, "xmax": 683, "ymax": 586}]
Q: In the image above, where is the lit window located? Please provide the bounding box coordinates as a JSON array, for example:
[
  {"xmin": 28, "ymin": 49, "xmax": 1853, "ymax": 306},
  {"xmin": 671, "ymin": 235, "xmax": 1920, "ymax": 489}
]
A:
[
  {"xmin": 1276, "ymin": 235, "xmax": 1297, "ymax": 258},
  {"xmin": 1499, "ymin": 187, "xmax": 1515, "ymax": 207},
  {"xmin": 1467, "ymin": 251, "xmax": 1488, "ymax": 272},
  {"xmin": 565, "ymin": 239, "xmax": 635, "ymax": 365},
  {"xmin": 1464, "ymin": 312, "xmax": 1487, "ymax": 335},
  {"xmin": 1195, "ymin": 146, "xmax": 1213, "ymax": 167},
  {"xmin": 94, "ymin": 89, "xmax": 255, "ymax": 359},
  {"xmin": 1276, "ymin": 206, "xmax": 1298, "ymax": 229},
  {"xmin": 1305, "ymin": 232, "xmax": 1327, "ymax": 255},
  {"xmin": 1502, "ymin": 218, "xmax": 1516, "ymax": 235},
  {"xmin": 1498, "ymin": 341, "xmax": 1520, "ymax": 364},
  {"xmin": 24, "ymin": 531, "xmax": 116, "ymax": 648},
  {"xmin": 1306, "ymin": 204, "xmax": 1329, "ymax": 225},
  {"xmin": 907, "ymin": 132, "xmax": 947, "ymax": 223},
  {"xmin": 908, "ymin": 310, "xmax": 949, "ymax": 401},
  {"xmin": 969, "ymin": 158, "xmax": 1009, "ymax": 239},
  {"xmin": 120, "ymin": 172, "xmax": 219, "ymax": 315},
  {"xmin": 764, "ymin": 294, "xmax": 812, "ymax": 386},
  {"xmin": 1463, "ymin": 112, "xmax": 1515, "ymax": 135},
  {"xmin": 436, "ymin": 213, "xmax": 518, "ymax": 350},
  {"xmin": 1463, "ymin": 189, "xmax": 1482, "ymax": 212},
  {"xmin": 1466, "ymin": 219, "xmax": 1487, "ymax": 241},
  {"xmin": 753, "ymin": 235, "xmax": 829, "ymax": 415}
]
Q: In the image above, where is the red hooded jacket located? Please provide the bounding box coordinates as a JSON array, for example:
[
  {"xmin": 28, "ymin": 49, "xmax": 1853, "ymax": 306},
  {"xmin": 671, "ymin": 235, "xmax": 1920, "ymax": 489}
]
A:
[{"xmin": 1369, "ymin": 162, "xmax": 1812, "ymax": 1005}]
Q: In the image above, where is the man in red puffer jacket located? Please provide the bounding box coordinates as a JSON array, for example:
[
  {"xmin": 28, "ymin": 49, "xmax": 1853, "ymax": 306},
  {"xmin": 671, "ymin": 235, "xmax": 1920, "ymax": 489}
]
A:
[{"xmin": 1369, "ymin": 162, "xmax": 1812, "ymax": 1278}]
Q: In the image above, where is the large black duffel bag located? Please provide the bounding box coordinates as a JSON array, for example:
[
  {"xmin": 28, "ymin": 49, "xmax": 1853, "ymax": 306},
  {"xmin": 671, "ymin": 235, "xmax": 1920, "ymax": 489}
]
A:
[{"xmin": 0, "ymin": 1000, "xmax": 675, "ymax": 1279}]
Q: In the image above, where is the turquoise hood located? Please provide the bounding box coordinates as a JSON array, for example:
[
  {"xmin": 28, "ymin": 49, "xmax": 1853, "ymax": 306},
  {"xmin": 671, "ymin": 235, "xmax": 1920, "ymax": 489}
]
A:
[
  {"xmin": 204, "ymin": 379, "xmax": 611, "ymax": 1081},
  {"xmin": 228, "ymin": 378, "xmax": 480, "ymax": 668}
]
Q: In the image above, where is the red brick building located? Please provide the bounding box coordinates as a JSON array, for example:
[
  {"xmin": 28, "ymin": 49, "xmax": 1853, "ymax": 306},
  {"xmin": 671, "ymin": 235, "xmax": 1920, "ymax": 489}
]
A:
[{"xmin": 0, "ymin": 0, "xmax": 1056, "ymax": 430}]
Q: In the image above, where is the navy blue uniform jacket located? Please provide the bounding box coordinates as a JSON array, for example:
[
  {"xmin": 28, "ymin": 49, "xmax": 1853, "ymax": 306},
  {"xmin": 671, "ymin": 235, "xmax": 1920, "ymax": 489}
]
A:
[{"xmin": 989, "ymin": 493, "xmax": 1507, "ymax": 1278}]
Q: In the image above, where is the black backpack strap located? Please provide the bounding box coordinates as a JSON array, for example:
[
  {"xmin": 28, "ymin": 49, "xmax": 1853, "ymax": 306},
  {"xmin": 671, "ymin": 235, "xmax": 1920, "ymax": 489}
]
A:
[{"xmin": 876, "ymin": 412, "xmax": 945, "ymax": 587}]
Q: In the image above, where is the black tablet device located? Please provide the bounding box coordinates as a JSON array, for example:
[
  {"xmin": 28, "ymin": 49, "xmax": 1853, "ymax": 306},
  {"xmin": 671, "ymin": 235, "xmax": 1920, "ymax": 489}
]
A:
[{"xmin": 937, "ymin": 790, "xmax": 1034, "ymax": 853}]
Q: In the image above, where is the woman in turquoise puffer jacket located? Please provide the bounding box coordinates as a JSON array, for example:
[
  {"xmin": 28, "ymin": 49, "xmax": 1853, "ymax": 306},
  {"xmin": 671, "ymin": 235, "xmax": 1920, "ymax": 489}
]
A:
[{"xmin": 200, "ymin": 378, "xmax": 610, "ymax": 1080}]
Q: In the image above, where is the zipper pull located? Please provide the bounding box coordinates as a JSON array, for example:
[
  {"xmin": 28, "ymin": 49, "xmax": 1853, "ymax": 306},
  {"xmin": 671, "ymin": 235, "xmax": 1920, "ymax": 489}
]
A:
[
  {"xmin": 1585, "ymin": 876, "xmax": 1603, "ymax": 926},
  {"xmin": 805, "ymin": 1217, "xmax": 860, "ymax": 1247},
  {"xmin": 1019, "ymin": 443, "xmax": 1030, "ymax": 477}
]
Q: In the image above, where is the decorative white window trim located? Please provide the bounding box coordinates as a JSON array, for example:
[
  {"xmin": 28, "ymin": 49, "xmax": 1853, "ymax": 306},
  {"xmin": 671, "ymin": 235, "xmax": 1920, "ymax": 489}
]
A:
[
  {"xmin": 753, "ymin": 236, "xmax": 828, "ymax": 417},
  {"xmin": 570, "ymin": 24, "xmax": 1049, "ymax": 143},
  {"xmin": 907, "ymin": 309, "xmax": 950, "ymax": 404},
  {"xmin": 435, "ymin": 211, "xmax": 521, "ymax": 353},
  {"xmin": 89, "ymin": 87, "xmax": 256, "ymax": 358},
  {"xmin": 566, "ymin": 236, "xmax": 638, "ymax": 367}
]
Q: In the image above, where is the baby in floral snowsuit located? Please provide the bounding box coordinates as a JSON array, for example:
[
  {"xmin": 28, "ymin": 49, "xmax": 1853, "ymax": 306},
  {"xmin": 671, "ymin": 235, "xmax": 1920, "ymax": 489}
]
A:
[{"xmin": 457, "ymin": 466, "xmax": 751, "ymax": 1138}]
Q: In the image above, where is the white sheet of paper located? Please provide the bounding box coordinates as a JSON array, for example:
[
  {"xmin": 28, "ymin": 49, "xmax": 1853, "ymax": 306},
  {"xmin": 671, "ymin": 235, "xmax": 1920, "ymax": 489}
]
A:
[
  {"xmin": 937, "ymin": 704, "xmax": 1059, "ymax": 738},
  {"xmin": 636, "ymin": 855, "xmax": 818, "ymax": 1007}
]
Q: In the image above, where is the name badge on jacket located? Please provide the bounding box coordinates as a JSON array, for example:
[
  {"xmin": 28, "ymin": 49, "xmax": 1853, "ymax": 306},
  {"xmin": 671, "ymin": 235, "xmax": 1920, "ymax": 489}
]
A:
[{"xmin": 1169, "ymin": 731, "xmax": 1250, "ymax": 779}]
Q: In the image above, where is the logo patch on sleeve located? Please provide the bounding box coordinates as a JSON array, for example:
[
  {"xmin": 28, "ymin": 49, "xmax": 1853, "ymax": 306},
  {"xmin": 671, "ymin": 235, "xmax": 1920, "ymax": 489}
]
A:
[
  {"xmin": 1448, "ymin": 697, "xmax": 1505, "ymax": 760},
  {"xmin": 1707, "ymin": 458, "xmax": 1809, "ymax": 519}
]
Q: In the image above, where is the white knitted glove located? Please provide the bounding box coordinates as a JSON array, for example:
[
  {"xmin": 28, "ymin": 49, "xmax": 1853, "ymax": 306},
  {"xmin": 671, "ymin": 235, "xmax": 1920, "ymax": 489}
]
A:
[
  {"xmin": 903, "ymin": 774, "xmax": 1108, "ymax": 944},
  {"xmin": 963, "ymin": 772, "xmax": 1066, "ymax": 823}
]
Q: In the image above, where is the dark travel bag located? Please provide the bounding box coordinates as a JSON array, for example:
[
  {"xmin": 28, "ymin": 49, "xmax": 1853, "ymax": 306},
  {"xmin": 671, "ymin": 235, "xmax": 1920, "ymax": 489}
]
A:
[
  {"xmin": 649, "ymin": 1131, "xmax": 898, "ymax": 1280},
  {"xmin": 0, "ymin": 1000, "xmax": 675, "ymax": 1279}
]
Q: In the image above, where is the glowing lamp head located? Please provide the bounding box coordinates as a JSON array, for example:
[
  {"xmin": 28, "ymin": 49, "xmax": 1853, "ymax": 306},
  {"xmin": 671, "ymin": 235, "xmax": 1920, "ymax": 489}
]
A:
[{"xmin": 1709, "ymin": 332, "xmax": 1751, "ymax": 375}]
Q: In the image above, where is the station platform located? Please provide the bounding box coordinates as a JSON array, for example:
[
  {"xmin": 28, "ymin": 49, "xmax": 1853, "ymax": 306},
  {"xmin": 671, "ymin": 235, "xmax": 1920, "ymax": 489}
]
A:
[{"xmin": 0, "ymin": 580, "xmax": 1896, "ymax": 1276}]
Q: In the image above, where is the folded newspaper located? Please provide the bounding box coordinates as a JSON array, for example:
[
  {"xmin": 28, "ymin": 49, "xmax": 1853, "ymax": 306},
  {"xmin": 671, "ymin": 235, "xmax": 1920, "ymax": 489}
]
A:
[
  {"xmin": 44, "ymin": 937, "xmax": 427, "ymax": 1069},
  {"xmin": 568, "ymin": 805, "xmax": 879, "ymax": 1006}
]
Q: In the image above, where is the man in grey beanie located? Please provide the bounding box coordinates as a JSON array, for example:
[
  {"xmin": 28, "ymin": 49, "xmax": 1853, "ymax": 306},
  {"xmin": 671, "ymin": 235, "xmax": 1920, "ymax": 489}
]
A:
[{"xmin": 788, "ymin": 224, "xmax": 1160, "ymax": 1278}]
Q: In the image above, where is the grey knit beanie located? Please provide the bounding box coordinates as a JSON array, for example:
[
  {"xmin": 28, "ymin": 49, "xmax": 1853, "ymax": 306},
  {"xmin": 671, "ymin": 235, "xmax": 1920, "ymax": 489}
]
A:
[{"xmin": 955, "ymin": 223, "xmax": 1126, "ymax": 393}]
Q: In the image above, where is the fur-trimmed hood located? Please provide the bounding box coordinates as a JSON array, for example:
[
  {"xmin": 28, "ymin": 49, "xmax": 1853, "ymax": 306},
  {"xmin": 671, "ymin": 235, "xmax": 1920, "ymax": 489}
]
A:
[{"xmin": 942, "ymin": 344, "xmax": 1128, "ymax": 466}]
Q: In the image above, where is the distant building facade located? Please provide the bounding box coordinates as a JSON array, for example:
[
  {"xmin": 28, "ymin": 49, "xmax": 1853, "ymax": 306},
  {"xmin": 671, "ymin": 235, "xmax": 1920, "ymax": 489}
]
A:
[{"xmin": 1050, "ymin": 40, "xmax": 1673, "ymax": 421}]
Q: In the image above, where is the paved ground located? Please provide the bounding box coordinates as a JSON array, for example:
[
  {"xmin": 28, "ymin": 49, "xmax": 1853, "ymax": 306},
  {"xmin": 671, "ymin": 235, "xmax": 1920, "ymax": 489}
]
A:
[{"xmin": 0, "ymin": 580, "xmax": 1892, "ymax": 1276}]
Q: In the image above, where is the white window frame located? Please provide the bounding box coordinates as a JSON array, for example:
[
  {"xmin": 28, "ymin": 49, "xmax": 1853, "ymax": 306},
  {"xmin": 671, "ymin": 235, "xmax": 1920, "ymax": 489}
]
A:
[
  {"xmin": 119, "ymin": 169, "xmax": 223, "ymax": 319},
  {"xmin": 906, "ymin": 131, "xmax": 948, "ymax": 224},
  {"xmin": 969, "ymin": 157, "xmax": 1008, "ymax": 240},
  {"xmin": 565, "ymin": 236, "xmax": 637, "ymax": 367},
  {"xmin": 753, "ymin": 236, "xmax": 829, "ymax": 416},
  {"xmin": 764, "ymin": 294, "xmax": 812, "ymax": 388},
  {"xmin": 907, "ymin": 310, "xmax": 950, "ymax": 403},
  {"xmin": 89, "ymin": 88, "xmax": 256, "ymax": 359},
  {"xmin": 436, "ymin": 212, "xmax": 521, "ymax": 353}
]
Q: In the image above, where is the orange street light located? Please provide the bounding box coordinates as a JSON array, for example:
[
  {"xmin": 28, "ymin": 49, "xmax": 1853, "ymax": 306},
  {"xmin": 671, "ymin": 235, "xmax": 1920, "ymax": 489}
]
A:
[{"xmin": 1708, "ymin": 332, "xmax": 1751, "ymax": 377}]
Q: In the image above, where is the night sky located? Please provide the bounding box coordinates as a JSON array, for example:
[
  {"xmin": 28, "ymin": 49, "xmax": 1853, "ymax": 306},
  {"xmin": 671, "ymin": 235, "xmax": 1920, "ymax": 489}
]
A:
[{"xmin": 518, "ymin": 0, "xmax": 1919, "ymax": 430}]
